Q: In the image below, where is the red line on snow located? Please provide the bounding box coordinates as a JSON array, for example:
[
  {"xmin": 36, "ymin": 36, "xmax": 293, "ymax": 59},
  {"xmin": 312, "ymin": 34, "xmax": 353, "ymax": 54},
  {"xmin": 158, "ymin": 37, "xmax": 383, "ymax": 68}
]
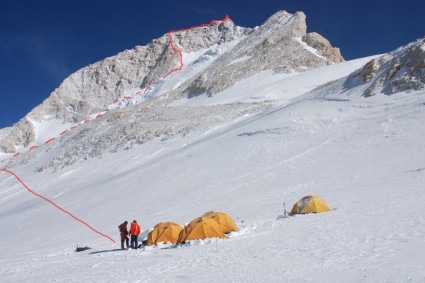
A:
[
  {"xmin": 2, "ymin": 15, "xmax": 231, "ymax": 244},
  {"xmin": 8, "ymin": 15, "xmax": 231, "ymax": 159},
  {"xmin": 44, "ymin": 138, "xmax": 56, "ymax": 144},
  {"xmin": 0, "ymin": 169, "xmax": 115, "ymax": 243}
]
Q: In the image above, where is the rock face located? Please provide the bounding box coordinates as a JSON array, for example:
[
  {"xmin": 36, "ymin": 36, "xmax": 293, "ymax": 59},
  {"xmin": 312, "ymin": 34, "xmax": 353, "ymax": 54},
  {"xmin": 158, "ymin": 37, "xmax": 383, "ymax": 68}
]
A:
[
  {"xmin": 185, "ymin": 11, "xmax": 343, "ymax": 97},
  {"xmin": 0, "ymin": 19, "xmax": 250, "ymax": 152},
  {"xmin": 30, "ymin": 19, "xmax": 250, "ymax": 124},
  {"xmin": 0, "ymin": 10, "xmax": 344, "ymax": 156},
  {"xmin": 302, "ymin": 32, "xmax": 343, "ymax": 64},
  {"xmin": 6, "ymin": 101, "xmax": 274, "ymax": 171},
  {"xmin": 0, "ymin": 119, "xmax": 35, "ymax": 153},
  {"xmin": 350, "ymin": 37, "xmax": 425, "ymax": 97}
]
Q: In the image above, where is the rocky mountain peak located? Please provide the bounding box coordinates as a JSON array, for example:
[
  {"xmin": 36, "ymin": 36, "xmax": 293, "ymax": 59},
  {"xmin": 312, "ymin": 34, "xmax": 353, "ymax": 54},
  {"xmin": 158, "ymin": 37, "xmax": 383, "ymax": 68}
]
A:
[
  {"xmin": 184, "ymin": 10, "xmax": 343, "ymax": 97},
  {"xmin": 262, "ymin": 10, "xmax": 307, "ymax": 37},
  {"xmin": 172, "ymin": 18, "xmax": 248, "ymax": 53},
  {"xmin": 0, "ymin": 10, "xmax": 344, "ymax": 157}
]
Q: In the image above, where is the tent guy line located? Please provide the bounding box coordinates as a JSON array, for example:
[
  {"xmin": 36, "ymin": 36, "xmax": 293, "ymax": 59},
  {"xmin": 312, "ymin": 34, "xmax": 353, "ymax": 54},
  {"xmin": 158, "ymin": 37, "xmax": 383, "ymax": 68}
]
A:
[{"xmin": 6, "ymin": 15, "xmax": 231, "ymax": 160}]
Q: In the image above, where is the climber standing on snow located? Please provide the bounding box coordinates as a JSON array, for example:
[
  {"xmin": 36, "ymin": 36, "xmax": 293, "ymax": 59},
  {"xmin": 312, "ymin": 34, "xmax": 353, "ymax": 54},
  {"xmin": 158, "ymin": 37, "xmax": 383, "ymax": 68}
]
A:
[
  {"xmin": 129, "ymin": 220, "xmax": 141, "ymax": 249},
  {"xmin": 118, "ymin": 221, "xmax": 129, "ymax": 250}
]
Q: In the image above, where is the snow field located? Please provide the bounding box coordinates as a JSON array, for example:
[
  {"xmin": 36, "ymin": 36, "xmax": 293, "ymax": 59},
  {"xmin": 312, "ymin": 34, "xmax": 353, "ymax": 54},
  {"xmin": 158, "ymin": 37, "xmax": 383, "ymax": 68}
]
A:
[{"xmin": 1, "ymin": 57, "xmax": 425, "ymax": 281}]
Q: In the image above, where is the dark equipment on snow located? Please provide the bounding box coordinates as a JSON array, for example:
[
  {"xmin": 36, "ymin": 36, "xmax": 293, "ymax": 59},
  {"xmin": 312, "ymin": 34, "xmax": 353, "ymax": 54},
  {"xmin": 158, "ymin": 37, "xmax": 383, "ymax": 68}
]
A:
[{"xmin": 75, "ymin": 245, "xmax": 91, "ymax": 252}]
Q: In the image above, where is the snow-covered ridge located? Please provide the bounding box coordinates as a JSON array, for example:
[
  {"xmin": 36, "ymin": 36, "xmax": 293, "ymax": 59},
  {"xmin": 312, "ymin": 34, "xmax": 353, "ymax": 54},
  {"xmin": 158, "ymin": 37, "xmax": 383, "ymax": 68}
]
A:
[
  {"xmin": 0, "ymin": 37, "xmax": 244, "ymax": 165},
  {"xmin": 332, "ymin": 37, "xmax": 425, "ymax": 98},
  {"xmin": 0, "ymin": 16, "xmax": 248, "ymax": 154},
  {"xmin": 183, "ymin": 11, "xmax": 343, "ymax": 98},
  {"xmin": 0, "ymin": 10, "xmax": 343, "ymax": 156},
  {"xmin": 2, "ymin": 56, "xmax": 372, "ymax": 172},
  {"xmin": 1, "ymin": 57, "xmax": 424, "ymax": 282},
  {"xmin": 1, "ymin": 13, "xmax": 425, "ymax": 283},
  {"xmin": 301, "ymin": 37, "xmax": 425, "ymax": 103}
]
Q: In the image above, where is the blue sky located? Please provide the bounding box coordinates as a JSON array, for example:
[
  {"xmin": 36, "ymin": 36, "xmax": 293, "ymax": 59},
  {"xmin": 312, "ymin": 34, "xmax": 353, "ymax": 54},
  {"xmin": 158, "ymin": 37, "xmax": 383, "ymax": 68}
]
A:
[{"xmin": 1, "ymin": 0, "xmax": 424, "ymax": 128}]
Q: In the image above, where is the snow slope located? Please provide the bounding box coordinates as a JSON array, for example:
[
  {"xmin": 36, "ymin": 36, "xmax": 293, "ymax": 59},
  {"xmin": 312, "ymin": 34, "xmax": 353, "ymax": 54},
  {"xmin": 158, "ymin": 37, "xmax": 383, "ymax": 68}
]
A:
[
  {"xmin": 0, "ymin": 39, "xmax": 243, "ymax": 161},
  {"xmin": 1, "ymin": 56, "xmax": 425, "ymax": 282},
  {"xmin": 1, "ymin": 10, "xmax": 346, "ymax": 155}
]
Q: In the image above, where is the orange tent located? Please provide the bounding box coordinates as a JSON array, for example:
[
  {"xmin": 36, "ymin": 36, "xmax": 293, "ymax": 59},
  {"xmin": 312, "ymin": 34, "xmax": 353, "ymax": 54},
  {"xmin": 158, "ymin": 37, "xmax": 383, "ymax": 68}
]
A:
[
  {"xmin": 177, "ymin": 217, "xmax": 225, "ymax": 243},
  {"xmin": 289, "ymin": 195, "xmax": 331, "ymax": 215},
  {"xmin": 147, "ymin": 222, "xmax": 183, "ymax": 246},
  {"xmin": 202, "ymin": 211, "xmax": 238, "ymax": 234}
]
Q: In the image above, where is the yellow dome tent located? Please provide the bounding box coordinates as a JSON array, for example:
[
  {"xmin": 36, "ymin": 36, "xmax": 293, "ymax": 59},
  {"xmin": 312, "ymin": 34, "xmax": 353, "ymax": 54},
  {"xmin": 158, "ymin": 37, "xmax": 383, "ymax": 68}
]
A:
[
  {"xmin": 177, "ymin": 217, "xmax": 225, "ymax": 243},
  {"xmin": 147, "ymin": 222, "xmax": 183, "ymax": 246},
  {"xmin": 289, "ymin": 195, "xmax": 331, "ymax": 216},
  {"xmin": 202, "ymin": 211, "xmax": 238, "ymax": 234}
]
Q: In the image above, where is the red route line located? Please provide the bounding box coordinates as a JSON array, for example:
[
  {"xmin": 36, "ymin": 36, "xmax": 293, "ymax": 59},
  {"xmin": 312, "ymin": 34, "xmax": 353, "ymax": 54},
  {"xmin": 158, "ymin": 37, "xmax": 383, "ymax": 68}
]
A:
[
  {"xmin": 44, "ymin": 137, "xmax": 56, "ymax": 144},
  {"xmin": 1, "ymin": 16, "xmax": 232, "ymax": 243},
  {"xmin": 0, "ymin": 168, "xmax": 115, "ymax": 243},
  {"xmin": 167, "ymin": 14, "xmax": 230, "ymax": 75},
  {"xmin": 9, "ymin": 15, "xmax": 231, "ymax": 159},
  {"xmin": 2, "ymin": 15, "xmax": 232, "ymax": 243}
]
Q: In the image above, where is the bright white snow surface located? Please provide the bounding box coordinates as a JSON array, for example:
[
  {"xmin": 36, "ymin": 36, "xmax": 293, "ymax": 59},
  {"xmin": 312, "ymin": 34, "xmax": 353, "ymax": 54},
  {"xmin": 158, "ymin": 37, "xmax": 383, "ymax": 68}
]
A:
[
  {"xmin": 7, "ymin": 40, "xmax": 241, "ymax": 156},
  {"xmin": 1, "ymin": 56, "xmax": 425, "ymax": 282}
]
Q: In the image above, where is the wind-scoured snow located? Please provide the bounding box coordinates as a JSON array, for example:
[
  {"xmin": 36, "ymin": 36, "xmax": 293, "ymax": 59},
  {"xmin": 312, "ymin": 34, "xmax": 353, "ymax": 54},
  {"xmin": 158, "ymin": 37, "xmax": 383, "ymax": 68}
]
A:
[
  {"xmin": 29, "ymin": 118, "xmax": 72, "ymax": 144},
  {"xmin": 172, "ymin": 55, "xmax": 376, "ymax": 107},
  {"xmin": 1, "ymin": 51, "xmax": 425, "ymax": 282}
]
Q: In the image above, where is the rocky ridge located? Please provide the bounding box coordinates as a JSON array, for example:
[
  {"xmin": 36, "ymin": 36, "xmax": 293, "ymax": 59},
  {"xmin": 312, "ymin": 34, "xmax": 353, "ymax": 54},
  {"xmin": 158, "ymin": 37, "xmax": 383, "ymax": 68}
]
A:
[
  {"xmin": 6, "ymin": 101, "xmax": 274, "ymax": 171},
  {"xmin": 350, "ymin": 37, "xmax": 425, "ymax": 97},
  {"xmin": 1, "ymin": 10, "xmax": 345, "ymax": 170},
  {"xmin": 0, "ymin": 18, "xmax": 250, "ymax": 153},
  {"xmin": 184, "ymin": 11, "xmax": 343, "ymax": 97},
  {"xmin": 1, "ymin": 11, "xmax": 343, "ymax": 154}
]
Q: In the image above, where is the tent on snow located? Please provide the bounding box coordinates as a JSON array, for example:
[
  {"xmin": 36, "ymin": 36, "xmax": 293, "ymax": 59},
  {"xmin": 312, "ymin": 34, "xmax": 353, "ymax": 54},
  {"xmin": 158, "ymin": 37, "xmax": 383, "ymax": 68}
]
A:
[
  {"xmin": 147, "ymin": 222, "xmax": 183, "ymax": 246},
  {"xmin": 202, "ymin": 211, "xmax": 238, "ymax": 234},
  {"xmin": 177, "ymin": 217, "xmax": 225, "ymax": 243},
  {"xmin": 289, "ymin": 195, "xmax": 331, "ymax": 216}
]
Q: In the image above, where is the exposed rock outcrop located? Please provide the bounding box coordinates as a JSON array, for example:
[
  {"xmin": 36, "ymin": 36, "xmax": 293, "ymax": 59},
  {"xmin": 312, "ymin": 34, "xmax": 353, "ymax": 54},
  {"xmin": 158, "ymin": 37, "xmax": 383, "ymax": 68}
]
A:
[
  {"xmin": 0, "ymin": 19, "xmax": 250, "ymax": 152},
  {"xmin": 5, "ymin": 101, "xmax": 273, "ymax": 171},
  {"xmin": 0, "ymin": 119, "xmax": 35, "ymax": 153},
  {"xmin": 350, "ymin": 37, "xmax": 425, "ymax": 97},
  {"xmin": 30, "ymin": 19, "xmax": 249, "ymax": 124},
  {"xmin": 0, "ymin": 10, "xmax": 344, "ymax": 156},
  {"xmin": 302, "ymin": 32, "xmax": 343, "ymax": 64},
  {"xmin": 185, "ymin": 11, "xmax": 344, "ymax": 97}
]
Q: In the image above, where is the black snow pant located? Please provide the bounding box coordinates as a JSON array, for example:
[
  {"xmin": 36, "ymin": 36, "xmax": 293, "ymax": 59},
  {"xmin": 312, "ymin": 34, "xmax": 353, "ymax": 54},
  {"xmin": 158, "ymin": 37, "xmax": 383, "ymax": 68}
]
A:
[
  {"xmin": 121, "ymin": 237, "xmax": 129, "ymax": 249},
  {"xmin": 130, "ymin": 235, "xmax": 138, "ymax": 249}
]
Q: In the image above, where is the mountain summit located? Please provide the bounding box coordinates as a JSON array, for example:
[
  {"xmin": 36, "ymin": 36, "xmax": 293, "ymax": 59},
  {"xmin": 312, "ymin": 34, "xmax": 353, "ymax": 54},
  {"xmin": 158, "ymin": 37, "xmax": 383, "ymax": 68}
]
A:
[
  {"xmin": 1, "ymin": 10, "xmax": 425, "ymax": 283},
  {"xmin": 0, "ymin": 10, "xmax": 342, "ymax": 156}
]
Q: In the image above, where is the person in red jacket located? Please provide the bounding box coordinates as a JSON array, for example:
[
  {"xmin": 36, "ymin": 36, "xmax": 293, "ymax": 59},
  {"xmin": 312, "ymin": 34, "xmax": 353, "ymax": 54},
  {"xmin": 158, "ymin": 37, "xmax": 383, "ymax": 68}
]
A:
[
  {"xmin": 118, "ymin": 221, "xmax": 129, "ymax": 250},
  {"xmin": 129, "ymin": 220, "xmax": 141, "ymax": 249}
]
